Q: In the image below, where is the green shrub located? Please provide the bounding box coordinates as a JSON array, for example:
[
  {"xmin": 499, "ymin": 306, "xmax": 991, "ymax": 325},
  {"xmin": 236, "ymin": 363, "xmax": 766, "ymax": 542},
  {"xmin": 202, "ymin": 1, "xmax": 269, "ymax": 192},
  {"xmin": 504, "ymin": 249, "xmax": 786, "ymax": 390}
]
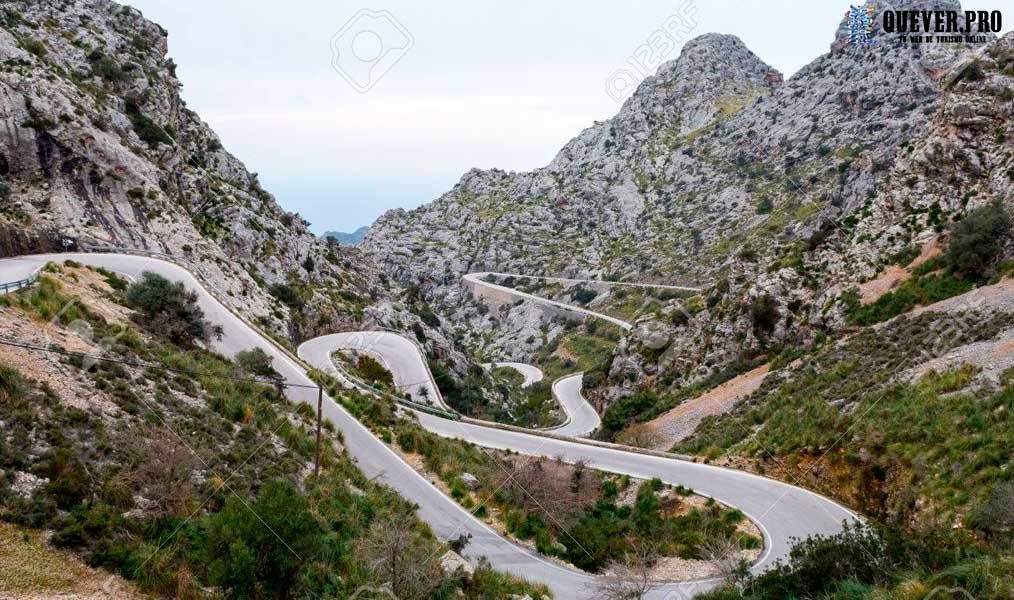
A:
[
  {"xmin": 751, "ymin": 294, "xmax": 780, "ymax": 336},
  {"xmin": 601, "ymin": 391, "xmax": 659, "ymax": 436},
  {"xmin": 569, "ymin": 286, "xmax": 597, "ymax": 305},
  {"xmin": 235, "ymin": 347, "xmax": 278, "ymax": 379},
  {"xmin": 357, "ymin": 354, "xmax": 393, "ymax": 386},
  {"xmin": 125, "ymin": 272, "xmax": 221, "ymax": 347},
  {"xmin": 198, "ymin": 479, "xmax": 320, "ymax": 598},
  {"xmin": 124, "ymin": 99, "xmax": 173, "ymax": 147},
  {"xmin": 847, "ymin": 271, "xmax": 974, "ymax": 325},
  {"xmin": 269, "ymin": 283, "xmax": 304, "ymax": 311},
  {"xmin": 945, "ymin": 199, "xmax": 1012, "ymax": 277},
  {"xmin": 20, "ymin": 37, "xmax": 46, "ymax": 57}
]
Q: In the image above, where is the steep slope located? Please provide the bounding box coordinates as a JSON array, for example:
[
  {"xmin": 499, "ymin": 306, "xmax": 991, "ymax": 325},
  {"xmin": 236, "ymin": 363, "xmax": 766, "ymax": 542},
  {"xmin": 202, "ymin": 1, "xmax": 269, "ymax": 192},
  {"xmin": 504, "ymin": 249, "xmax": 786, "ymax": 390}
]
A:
[
  {"xmin": 0, "ymin": 0, "xmax": 381, "ymax": 343},
  {"xmin": 0, "ymin": 262, "xmax": 548, "ymax": 600}
]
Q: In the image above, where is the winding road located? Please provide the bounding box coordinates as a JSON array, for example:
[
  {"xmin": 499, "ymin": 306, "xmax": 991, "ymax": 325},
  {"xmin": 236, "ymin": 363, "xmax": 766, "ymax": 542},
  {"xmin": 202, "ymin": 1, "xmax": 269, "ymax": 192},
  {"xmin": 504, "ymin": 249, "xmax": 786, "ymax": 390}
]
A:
[
  {"xmin": 0, "ymin": 253, "xmax": 860, "ymax": 600},
  {"xmin": 481, "ymin": 361, "xmax": 544, "ymax": 388},
  {"xmin": 546, "ymin": 373, "xmax": 601, "ymax": 437}
]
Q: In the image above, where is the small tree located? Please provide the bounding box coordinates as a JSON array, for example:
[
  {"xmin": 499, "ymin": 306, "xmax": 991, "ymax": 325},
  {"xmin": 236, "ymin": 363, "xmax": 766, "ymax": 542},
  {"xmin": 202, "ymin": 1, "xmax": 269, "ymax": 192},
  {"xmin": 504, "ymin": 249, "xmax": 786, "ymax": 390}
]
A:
[
  {"xmin": 358, "ymin": 354, "xmax": 394, "ymax": 386},
  {"xmin": 750, "ymin": 294, "xmax": 780, "ymax": 338},
  {"xmin": 235, "ymin": 347, "xmax": 279, "ymax": 379},
  {"xmin": 969, "ymin": 480, "xmax": 1014, "ymax": 543},
  {"xmin": 358, "ymin": 511, "xmax": 442, "ymax": 600},
  {"xmin": 125, "ymin": 272, "xmax": 222, "ymax": 347},
  {"xmin": 200, "ymin": 479, "xmax": 320, "ymax": 598}
]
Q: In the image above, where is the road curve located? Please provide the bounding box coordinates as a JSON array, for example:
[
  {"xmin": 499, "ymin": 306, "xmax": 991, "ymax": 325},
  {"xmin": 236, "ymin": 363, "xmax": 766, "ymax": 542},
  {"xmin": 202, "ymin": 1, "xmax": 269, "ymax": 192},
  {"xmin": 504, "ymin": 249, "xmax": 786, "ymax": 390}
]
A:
[
  {"xmin": 481, "ymin": 363, "xmax": 599, "ymax": 436},
  {"xmin": 320, "ymin": 331, "xmax": 442, "ymax": 405},
  {"xmin": 0, "ymin": 254, "xmax": 860, "ymax": 600},
  {"xmin": 545, "ymin": 373, "xmax": 601, "ymax": 437},
  {"xmin": 481, "ymin": 361, "xmax": 544, "ymax": 388}
]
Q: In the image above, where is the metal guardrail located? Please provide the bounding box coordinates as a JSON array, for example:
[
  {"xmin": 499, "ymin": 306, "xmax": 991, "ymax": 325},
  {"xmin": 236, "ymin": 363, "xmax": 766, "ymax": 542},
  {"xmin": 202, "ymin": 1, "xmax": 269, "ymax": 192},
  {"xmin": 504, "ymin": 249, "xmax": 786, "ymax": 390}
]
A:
[{"xmin": 0, "ymin": 273, "xmax": 38, "ymax": 294}]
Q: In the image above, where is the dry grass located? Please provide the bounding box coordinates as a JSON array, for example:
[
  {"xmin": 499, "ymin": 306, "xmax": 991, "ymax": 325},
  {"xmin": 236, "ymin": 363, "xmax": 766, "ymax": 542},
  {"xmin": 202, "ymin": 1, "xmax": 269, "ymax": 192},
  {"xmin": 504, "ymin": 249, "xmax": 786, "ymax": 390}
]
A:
[{"xmin": 0, "ymin": 522, "xmax": 144, "ymax": 598}]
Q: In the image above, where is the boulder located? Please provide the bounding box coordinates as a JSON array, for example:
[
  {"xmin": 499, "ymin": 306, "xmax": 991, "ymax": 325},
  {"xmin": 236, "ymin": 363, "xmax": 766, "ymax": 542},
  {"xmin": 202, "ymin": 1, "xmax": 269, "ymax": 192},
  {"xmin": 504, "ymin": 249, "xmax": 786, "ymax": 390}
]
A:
[{"xmin": 439, "ymin": 550, "xmax": 474, "ymax": 577}]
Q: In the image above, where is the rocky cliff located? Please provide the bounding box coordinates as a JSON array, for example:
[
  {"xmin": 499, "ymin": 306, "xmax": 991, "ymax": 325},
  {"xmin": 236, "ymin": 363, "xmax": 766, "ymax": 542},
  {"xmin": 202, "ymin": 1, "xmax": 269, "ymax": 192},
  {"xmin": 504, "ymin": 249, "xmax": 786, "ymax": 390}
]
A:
[
  {"xmin": 364, "ymin": 0, "xmax": 1013, "ymax": 403},
  {"xmin": 0, "ymin": 0, "xmax": 384, "ymax": 343}
]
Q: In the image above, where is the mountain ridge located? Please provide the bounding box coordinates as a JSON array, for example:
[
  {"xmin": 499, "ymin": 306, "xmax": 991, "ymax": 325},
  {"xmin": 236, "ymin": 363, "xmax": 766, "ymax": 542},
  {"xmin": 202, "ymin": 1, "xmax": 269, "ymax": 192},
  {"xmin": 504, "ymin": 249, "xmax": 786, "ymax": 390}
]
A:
[{"xmin": 362, "ymin": 0, "xmax": 1011, "ymax": 404}]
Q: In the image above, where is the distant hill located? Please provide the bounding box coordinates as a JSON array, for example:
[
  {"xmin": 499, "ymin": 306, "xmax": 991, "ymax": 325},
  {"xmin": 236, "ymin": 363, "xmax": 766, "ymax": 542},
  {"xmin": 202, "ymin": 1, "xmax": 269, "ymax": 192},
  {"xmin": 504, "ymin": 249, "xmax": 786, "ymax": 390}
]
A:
[{"xmin": 324, "ymin": 226, "xmax": 370, "ymax": 246}]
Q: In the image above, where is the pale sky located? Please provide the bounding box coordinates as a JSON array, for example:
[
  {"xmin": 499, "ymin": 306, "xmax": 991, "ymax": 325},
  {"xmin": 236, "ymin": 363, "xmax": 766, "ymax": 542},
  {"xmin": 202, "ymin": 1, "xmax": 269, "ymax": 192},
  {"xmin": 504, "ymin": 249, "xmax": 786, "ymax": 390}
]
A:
[{"xmin": 126, "ymin": 0, "xmax": 1009, "ymax": 233}]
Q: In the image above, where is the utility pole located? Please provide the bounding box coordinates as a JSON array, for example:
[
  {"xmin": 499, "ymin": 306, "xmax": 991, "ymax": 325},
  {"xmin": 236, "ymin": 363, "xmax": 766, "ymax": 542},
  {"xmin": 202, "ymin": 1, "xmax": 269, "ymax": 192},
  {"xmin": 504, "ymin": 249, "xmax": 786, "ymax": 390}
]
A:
[{"xmin": 314, "ymin": 384, "xmax": 323, "ymax": 478}]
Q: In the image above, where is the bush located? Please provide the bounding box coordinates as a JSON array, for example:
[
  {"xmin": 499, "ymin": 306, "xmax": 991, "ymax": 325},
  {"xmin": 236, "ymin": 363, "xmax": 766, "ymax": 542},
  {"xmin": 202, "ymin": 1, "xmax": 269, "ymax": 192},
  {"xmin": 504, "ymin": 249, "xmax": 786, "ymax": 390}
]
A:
[
  {"xmin": 569, "ymin": 286, "xmax": 597, "ymax": 305},
  {"xmin": 749, "ymin": 523, "xmax": 889, "ymax": 599},
  {"xmin": 969, "ymin": 480, "xmax": 1014, "ymax": 541},
  {"xmin": 235, "ymin": 347, "xmax": 278, "ymax": 379},
  {"xmin": 269, "ymin": 283, "xmax": 304, "ymax": 311},
  {"xmin": 125, "ymin": 99, "xmax": 173, "ymax": 147},
  {"xmin": 198, "ymin": 479, "xmax": 320, "ymax": 598},
  {"xmin": 601, "ymin": 391, "xmax": 659, "ymax": 436},
  {"xmin": 945, "ymin": 199, "xmax": 1012, "ymax": 277},
  {"xmin": 125, "ymin": 272, "xmax": 221, "ymax": 347},
  {"xmin": 847, "ymin": 271, "xmax": 974, "ymax": 325},
  {"xmin": 750, "ymin": 294, "xmax": 780, "ymax": 337},
  {"xmin": 20, "ymin": 38, "xmax": 46, "ymax": 58},
  {"xmin": 357, "ymin": 354, "xmax": 393, "ymax": 387}
]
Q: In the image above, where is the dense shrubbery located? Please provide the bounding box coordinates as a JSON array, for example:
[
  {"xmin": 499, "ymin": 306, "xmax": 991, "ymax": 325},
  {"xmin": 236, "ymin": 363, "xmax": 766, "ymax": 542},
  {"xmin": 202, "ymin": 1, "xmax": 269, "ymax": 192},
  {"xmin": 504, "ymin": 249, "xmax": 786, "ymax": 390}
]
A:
[
  {"xmin": 124, "ymin": 99, "xmax": 174, "ymax": 147},
  {"xmin": 846, "ymin": 270, "xmax": 974, "ymax": 325},
  {"xmin": 356, "ymin": 353, "xmax": 394, "ymax": 386},
  {"xmin": 601, "ymin": 391, "xmax": 659, "ymax": 436},
  {"xmin": 750, "ymin": 294, "xmax": 780, "ymax": 337},
  {"xmin": 570, "ymin": 286, "xmax": 598, "ymax": 305},
  {"xmin": 429, "ymin": 359, "xmax": 486, "ymax": 414},
  {"xmin": 269, "ymin": 282, "xmax": 305, "ymax": 311}
]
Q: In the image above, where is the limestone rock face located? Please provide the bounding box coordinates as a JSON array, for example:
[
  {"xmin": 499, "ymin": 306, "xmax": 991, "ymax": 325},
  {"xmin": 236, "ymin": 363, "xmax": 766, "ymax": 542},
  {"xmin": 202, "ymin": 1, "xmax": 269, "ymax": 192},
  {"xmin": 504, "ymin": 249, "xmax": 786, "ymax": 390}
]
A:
[
  {"xmin": 0, "ymin": 0, "xmax": 381, "ymax": 342},
  {"xmin": 364, "ymin": 3, "xmax": 1013, "ymax": 404}
]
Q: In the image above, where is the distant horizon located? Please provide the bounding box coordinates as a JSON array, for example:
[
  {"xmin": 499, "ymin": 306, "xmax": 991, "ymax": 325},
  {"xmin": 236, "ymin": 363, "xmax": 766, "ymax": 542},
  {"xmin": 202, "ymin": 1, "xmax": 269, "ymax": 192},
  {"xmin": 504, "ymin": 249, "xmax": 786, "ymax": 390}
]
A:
[{"xmin": 126, "ymin": 0, "xmax": 1009, "ymax": 234}]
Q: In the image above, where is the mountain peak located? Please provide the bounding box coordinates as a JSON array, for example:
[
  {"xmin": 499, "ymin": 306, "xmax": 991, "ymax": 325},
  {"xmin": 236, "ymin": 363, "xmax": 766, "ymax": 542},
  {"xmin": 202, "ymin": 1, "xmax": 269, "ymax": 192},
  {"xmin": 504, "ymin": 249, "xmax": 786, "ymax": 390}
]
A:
[{"xmin": 654, "ymin": 33, "xmax": 782, "ymax": 87}]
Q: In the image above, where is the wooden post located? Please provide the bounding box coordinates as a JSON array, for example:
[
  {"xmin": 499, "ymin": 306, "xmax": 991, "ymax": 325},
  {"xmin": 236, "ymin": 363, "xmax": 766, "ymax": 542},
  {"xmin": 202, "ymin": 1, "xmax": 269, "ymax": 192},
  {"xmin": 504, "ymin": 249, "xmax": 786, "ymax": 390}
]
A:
[{"xmin": 314, "ymin": 384, "xmax": 323, "ymax": 478}]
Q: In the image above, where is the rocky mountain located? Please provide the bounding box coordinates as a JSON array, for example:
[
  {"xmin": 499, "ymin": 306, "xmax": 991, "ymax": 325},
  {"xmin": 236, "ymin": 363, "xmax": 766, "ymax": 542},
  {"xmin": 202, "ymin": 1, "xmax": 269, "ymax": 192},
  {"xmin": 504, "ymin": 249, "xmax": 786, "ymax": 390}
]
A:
[
  {"xmin": 324, "ymin": 225, "xmax": 370, "ymax": 246},
  {"xmin": 0, "ymin": 0, "xmax": 389, "ymax": 344},
  {"xmin": 364, "ymin": 0, "xmax": 1013, "ymax": 404}
]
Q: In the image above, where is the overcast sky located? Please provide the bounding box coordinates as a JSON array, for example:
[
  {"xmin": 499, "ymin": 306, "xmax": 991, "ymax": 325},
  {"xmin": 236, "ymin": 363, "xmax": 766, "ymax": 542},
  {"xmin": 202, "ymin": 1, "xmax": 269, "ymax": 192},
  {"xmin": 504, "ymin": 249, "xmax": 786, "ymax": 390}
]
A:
[{"xmin": 126, "ymin": 0, "xmax": 1009, "ymax": 234}]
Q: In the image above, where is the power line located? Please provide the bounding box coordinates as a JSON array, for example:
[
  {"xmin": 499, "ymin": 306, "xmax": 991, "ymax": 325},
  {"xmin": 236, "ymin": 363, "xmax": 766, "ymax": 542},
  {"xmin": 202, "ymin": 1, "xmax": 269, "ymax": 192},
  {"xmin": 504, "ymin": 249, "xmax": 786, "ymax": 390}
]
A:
[{"xmin": 0, "ymin": 337, "xmax": 319, "ymax": 390}]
